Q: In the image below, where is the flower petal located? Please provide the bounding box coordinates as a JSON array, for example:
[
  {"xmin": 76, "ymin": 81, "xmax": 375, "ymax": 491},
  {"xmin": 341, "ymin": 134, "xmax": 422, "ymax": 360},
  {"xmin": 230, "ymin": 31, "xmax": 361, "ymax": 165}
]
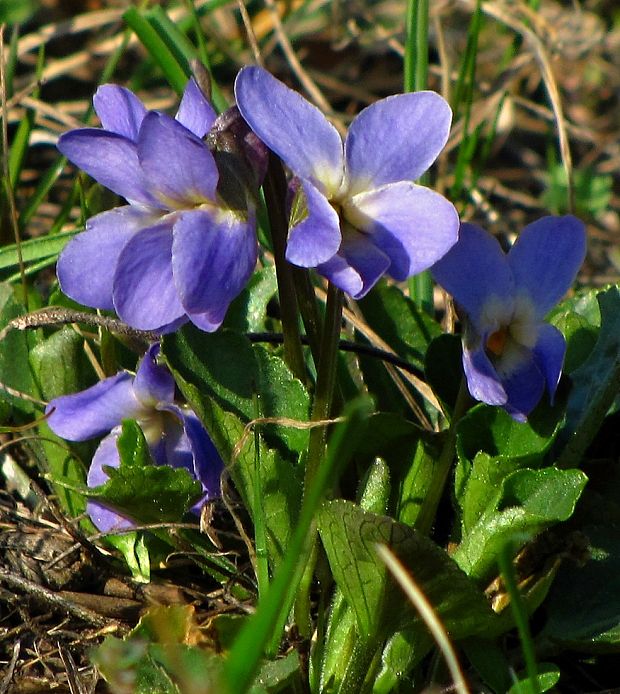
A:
[
  {"xmin": 502, "ymin": 356, "xmax": 545, "ymax": 422},
  {"xmin": 86, "ymin": 430, "xmax": 135, "ymax": 532},
  {"xmin": 46, "ymin": 372, "xmax": 140, "ymax": 441},
  {"xmin": 172, "ymin": 208, "xmax": 257, "ymax": 332},
  {"xmin": 138, "ymin": 112, "xmax": 218, "ymax": 205},
  {"xmin": 57, "ymin": 130, "xmax": 156, "ymax": 206},
  {"xmin": 318, "ymin": 233, "xmax": 390, "ymax": 299},
  {"xmin": 431, "ymin": 223, "xmax": 515, "ymax": 330},
  {"xmin": 286, "ymin": 180, "xmax": 341, "ymax": 267},
  {"xmin": 162, "ymin": 405, "xmax": 223, "ymax": 503},
  {"xmin": 508, "ymin": 215, "xmax": 587, "ymax": 318},
  {"xmin": 133, "ymin": 344, "xmax": 176, "ymax": 406},
  {"xmin": 113, "ymin": 223, "xmax": 187, "ymax": 332},
  {"xmin": 344, "ymin": 91, "xmax": 452, "ymax": 194},
  {"xmin": 234, "ymin": 66, "xmax": 343, "ymax": 196},
  {"xmin": 57, "ymin": 206, "xmax": 160, "ymax": 310},
  {"xmin": 93, "ymin": 85, "xmax": 147, "ymax": 141},
  {"xmin": 532, "ymin": 323, "xmax": 566, "ymax": 403},
  {"xmin": 175, "ymin": 77, "xmax": 217, "ymax": 137},
  {"xmin": 346, "ymin": 182, "xmax": 459, "ymax": 280},
  {"xmin": 462, "ymin": 341, "xmax": 508, "ymax": 406}
]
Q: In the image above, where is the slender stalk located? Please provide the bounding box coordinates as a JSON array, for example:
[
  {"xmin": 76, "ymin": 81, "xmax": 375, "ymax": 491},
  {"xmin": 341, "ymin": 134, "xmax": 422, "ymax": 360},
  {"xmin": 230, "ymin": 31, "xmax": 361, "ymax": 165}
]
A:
[
  {"xmin": 262, "ymin": 152, "xmax": 307, "ymax": 383},
  {"xmin": 414, "ymin": 379, "xmax": 470, "ymax": 536},
  {"xmin": 304, "ymin": 283, "xmax": 344, "ymax": 488},
  {"xmin": 252, "ymin": 393, "xmax": 269, "ymax": 601},
  {"xmin": 405, "ymin": 0, "xmax": 434, "ymax": 313},
  {"xmin": 223, "ymin": 400, "xmax": 371, "ymax": 693},
  {"xmin": 294, "ymin": 283, "xmax": 344, "ymax": 637},
  {"xmin": 404, "ymin": 0, "xmax": 429, "ymax": 93},
  {"xmin": 292, "ymin": 265, "xmax": 323, "ymax": 367},
  {"xmin": 0, "ymin": 26, "xmax": 28, "ymax": 310},
  {"xmin": 498, "ymin": 542, "xmax": 541, "ymax": 694}
]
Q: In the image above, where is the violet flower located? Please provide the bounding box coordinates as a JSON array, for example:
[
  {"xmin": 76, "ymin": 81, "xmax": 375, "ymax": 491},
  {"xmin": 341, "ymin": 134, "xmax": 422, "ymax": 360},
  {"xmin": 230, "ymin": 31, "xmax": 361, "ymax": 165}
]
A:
[
  {"xmin": 234, "ymin": 66, "xmax": 459, "ymax": 298},
  {"xmin": 57, "ymin": 79, "xmax": 261, "ymax": 333},
  {"xmin": 46, "ymin": 345, "xmax": 222, "ymax": 532},
  {"xmin": 431, "ymin": 216, "xmax": 586, "ymax": 421}
]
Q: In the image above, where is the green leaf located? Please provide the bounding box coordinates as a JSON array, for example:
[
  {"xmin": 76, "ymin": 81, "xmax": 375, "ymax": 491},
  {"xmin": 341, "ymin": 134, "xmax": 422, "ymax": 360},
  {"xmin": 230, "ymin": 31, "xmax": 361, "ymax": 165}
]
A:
[
  {"xmin": 355, "ymin": 283, "xmax": 441, "ymax": 420},
  {"xmin": 163, "ymin": 324, "xmax": 310, "ymax": 456},
  {"xmin": 317, "ymin": 459, "xmax": 391, "ymax": 693},
  {"xmin": 457, "ymin": 404, "xmax": 559, "ymax": 467},
  {"xmin": 453, "ymin": 468, "xmax": 587, "ymax": 580},
  {"xmin": 117, "ymin": 419, "xmax": 153, "ymax": 468},
  {"xmin": 160, "ymin": 346, "xmax": 302, "ymax": 572},
  {"xmin": 506, "ymin": 663, "xmax": 561, "ymax": 694},
  {"xmin": 106, "ymin": 532, "xmax": 151, "ymax": 583},
  {"xmin": 317, "ymin": 500, "xmax": 496, "ymax": 643},
  {"xmin": 254, "ymin": 345, "xmax": 310, "ymax": 454},
  {"xmin": 93, "ymin": 464, "xmax": 202, "ymax": 524},
  {"xmin": 224, "ymin": 266, "xmax": 277, "ymax": 333},
  {"xmin": 249, "ymin": 651, "xmax": 301, "ymax": 693},
  {"xmin": 358, "ymin": 283, "xmax": 441, "ymax": 372},
  {"xmin": 373, "ymin": 628, "xmax": 429, "ymax": 694},
  {"xmin": 0, "ymin": 283, "xmax": 38, "ymax": 413},
  {"xmin": 394, "ymin": 433, "xmax": 439, "ymax": 527},
  {"xmin": 349, "ymin": 412, "xmax": 440, "ymax": 527},
  {"xmin": 454, "ymin": 404, "xmax": 561, "ymax": 531},
  {"xmin": 0, "ymin": 230, "xmax": 77, "ymax": 272},
  {"xmin": 94, "ymin": 605, "xmax": 227, "ymax": 693},
  {"xmin": 222, "ymin": 400, "xmax": 372, "ymax": 692},
  {"xmin": 542, "ymin": 525, "xmax": 620, "ymax": 650},
  {"xmin": 462, "ymin": 637, "xmax": 513, "ymax": 694},
  {"xmin": 0, "ymin": 0, "xmax": 37, "ymax": 24},
  {"xmin": 549, "ymin": 286, "xmax": 601, "ymax": 373},
  {"xmin": 92, "ymin": 637, "xmax": 179, "ymax": 694},
  {"xmin": 425, "ymin": 333, "xmax": 463, "ymax": 415},
  {"xmin": 164, "ymin": 325, "xmax": 258, "ymax": 420},
  {"xmin": 29, "ymin": 326, "xmax": 96, "ymax": 401},
  {"xmin": 558, "ymin": 287, "xmax": 620, "ymax": 468},
  {"xmin": 123, "ymin": 7, "xmax": 189, "ymax": 94},
  {"xmin": 90, "ymin": 423, "xmax": 202, "ymax": 524}
]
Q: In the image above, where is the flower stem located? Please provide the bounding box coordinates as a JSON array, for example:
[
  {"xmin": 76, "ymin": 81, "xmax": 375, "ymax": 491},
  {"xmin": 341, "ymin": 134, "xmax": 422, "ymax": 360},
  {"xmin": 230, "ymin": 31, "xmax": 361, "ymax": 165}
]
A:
[
  {"xmin": 498, "ymin": 541, "xmax": 541, "ymax": 694},
  {"xmin": 294, "ymin": 282, "xmax": 344, "ymax": 636},
  {"xmin": 305, "ymin": 282, "xmax": 344, "ymax": 486},
  {"xmin": 415, "ymin": 379, "xmax": 470, "ymax": 536},
  {"xmin": 262, "ymin": 151, "xmax": 307, "ymax": 383},
  {"xmin": 405, "ymin": 0, "xmax": 434, "ymax": 313}
]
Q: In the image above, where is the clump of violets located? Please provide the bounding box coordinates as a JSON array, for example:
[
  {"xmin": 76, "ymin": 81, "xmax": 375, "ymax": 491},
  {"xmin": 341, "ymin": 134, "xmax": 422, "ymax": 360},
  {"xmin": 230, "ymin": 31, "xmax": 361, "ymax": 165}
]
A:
[
  {"xmin": 234, "ymin": 66, "xmax": 459, "ymax": 298},
  {"xmin": 57, "ymin": 79, "xmax": 264, "ymax": 333},
  {"xmin": 46, "ymin": 345, "xmax": 222, "ymax": 532},
  {"xmin": 431, "ymin": 216, "xmax": 587, "ymax": 421}
]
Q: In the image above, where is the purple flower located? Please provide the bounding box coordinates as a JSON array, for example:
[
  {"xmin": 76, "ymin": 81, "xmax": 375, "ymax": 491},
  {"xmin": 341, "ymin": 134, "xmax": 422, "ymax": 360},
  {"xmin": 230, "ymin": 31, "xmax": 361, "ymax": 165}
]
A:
[
  {"xmin": 431, "ymin": 216, "xmax": 587, "ymax": 421},
  {"xmin": 234, "ymin": 66, "xmax": 459, "ymax": 298},
  {"xmin": 46, "ymin": 345, "xmax": 222, "ymax": 532},
  {"xmin": 57, "ymin": 79, "xmax": 259, "ymax": 333}
]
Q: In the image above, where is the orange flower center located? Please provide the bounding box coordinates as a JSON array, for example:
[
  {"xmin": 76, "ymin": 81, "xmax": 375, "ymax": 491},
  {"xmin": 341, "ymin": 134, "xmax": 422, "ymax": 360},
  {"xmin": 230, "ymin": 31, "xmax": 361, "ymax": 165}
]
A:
[{"xmin": 486, "ymin": 326, "xmax": 509, "ymax": 356}]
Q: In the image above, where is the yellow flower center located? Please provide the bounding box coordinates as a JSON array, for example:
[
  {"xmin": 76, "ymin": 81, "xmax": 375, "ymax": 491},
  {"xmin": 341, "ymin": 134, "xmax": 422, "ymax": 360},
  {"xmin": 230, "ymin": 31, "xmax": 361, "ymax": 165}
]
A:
[{"xmin": 486, "ymin": 326, "xmax": 509, "ymax": 356}]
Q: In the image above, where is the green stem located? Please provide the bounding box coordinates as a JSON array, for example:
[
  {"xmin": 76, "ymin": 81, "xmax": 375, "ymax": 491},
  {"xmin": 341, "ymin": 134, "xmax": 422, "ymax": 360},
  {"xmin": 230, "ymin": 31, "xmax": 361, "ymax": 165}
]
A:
[
  {"xmin": 263, "ymin": 152, "xmax": 307, "ymax": 383},
  {"xmin": 294, "ymin": 283, "xmax": 344, "ymax": 637},
  {"xmin": 305, "ymin": 283, "xmax": 344, "ymax": 487},
  {"xmin": 292, "ymin": 265, "xmax": 323, "ymax": 368},
  {"xmin": 414, "ymin": 379, "xmax": 470, "ymax": 536},
  {"xmin": 404, "ymin": 0, "xmax": 429, "ymax": 93},
  {"xmin": 252, "ymin": 394, "xmax": 269, "ymax": 602},
  {"xmin": 223, "ymin": 400, "xmax": 372, "ymax": 693},
  {"xmin": 404, "ymin": 0, "xmax": 434, "ymax": 312},
  {"xmin": 498, "ymin": 542, "xmax": 541, "ymax": 694}
]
